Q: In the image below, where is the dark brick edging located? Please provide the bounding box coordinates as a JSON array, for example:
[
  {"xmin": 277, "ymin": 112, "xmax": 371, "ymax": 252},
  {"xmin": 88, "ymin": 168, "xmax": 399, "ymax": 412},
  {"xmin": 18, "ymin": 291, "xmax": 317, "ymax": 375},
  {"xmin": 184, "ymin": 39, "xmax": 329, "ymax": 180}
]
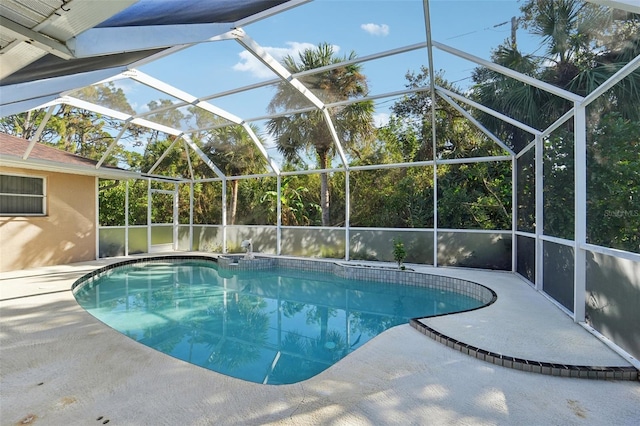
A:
[{"xmin": 410, "ymin": 319, "xmax": 640, "ymax": 381}]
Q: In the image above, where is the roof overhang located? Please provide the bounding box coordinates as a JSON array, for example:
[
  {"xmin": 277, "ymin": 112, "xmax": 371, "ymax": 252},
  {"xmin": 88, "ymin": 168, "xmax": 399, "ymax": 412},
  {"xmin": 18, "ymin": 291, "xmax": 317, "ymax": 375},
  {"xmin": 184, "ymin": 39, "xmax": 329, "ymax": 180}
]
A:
[
  {"xmin": 0, "ymin": 154, "xmax": 143, "ymax": 180},
  {"xmin": 0, "ymin": 0, "xmax": 308, "ymax": 116}
]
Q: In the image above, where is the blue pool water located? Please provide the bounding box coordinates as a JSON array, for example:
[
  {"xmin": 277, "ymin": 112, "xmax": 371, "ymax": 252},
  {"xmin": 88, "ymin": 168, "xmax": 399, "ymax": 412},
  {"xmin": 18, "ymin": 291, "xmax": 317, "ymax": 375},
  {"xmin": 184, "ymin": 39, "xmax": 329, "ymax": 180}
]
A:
[{"xmin": 74, "ymin": 259, "xmax": 484, "ymax": 385}]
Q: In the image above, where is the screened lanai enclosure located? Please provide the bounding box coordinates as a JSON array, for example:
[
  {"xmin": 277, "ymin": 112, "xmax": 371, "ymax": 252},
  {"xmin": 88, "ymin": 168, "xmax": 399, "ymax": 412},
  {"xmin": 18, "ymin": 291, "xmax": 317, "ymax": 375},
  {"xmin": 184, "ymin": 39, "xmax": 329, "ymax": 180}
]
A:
[{"xmin": 1, "ymin": 1, "xmax": 639, "ymax": 362}]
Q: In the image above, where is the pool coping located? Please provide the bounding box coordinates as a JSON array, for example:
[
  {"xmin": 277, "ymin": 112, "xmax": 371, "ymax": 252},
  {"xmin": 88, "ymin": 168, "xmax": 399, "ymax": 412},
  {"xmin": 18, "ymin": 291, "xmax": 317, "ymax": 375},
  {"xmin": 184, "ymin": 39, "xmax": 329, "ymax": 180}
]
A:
[{"xmin": 71, "ymin": 253, "xmax": 639, "ymax": 382}]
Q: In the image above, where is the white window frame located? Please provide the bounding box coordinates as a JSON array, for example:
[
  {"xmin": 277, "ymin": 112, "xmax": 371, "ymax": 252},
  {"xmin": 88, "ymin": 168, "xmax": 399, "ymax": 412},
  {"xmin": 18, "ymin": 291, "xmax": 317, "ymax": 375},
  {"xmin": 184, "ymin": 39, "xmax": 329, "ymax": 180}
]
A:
[{"xmin": 0, "ymin": 172, "xmax": 47, "ymax": 216}]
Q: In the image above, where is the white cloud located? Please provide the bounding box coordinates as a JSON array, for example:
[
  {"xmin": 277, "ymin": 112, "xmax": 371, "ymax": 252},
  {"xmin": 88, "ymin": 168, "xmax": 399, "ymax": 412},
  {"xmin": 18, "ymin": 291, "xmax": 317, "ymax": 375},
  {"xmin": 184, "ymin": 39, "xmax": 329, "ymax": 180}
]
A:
[
  {"xmin": 361, "ymin": 23, "xmax": 389, "ymax": 36},
  {"xmin": 373, "ymin": 112, "xmax": 390, "ymax": 127},
  {"xmin": 232, "ymin": 42, "xmax": 319, "ymax": 78}
]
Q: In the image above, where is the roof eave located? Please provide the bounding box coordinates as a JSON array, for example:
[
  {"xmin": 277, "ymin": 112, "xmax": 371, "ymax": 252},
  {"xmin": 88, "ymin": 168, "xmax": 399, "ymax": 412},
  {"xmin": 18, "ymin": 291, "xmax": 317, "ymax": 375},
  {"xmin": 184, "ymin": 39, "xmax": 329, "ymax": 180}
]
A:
[{"xmin": 0, "ymin": 155, "xmax": 142, "ymax": 180}]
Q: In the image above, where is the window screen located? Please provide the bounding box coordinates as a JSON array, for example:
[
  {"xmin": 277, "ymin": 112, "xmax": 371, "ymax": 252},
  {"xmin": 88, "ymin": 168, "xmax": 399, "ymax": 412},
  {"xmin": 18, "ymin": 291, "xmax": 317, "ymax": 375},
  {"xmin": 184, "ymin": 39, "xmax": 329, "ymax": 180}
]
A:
[{"xmin": 0, "ymin": 174, "xmax": 46, "ymax": 215}]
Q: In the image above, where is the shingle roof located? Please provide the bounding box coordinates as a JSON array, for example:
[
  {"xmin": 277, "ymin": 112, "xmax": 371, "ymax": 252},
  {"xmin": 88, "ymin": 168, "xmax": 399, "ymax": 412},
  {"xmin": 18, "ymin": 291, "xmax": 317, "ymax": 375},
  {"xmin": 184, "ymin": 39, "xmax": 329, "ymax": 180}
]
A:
[{"xmin": 0, "ymin": 132, "xmax": 110, "ymax": 168}]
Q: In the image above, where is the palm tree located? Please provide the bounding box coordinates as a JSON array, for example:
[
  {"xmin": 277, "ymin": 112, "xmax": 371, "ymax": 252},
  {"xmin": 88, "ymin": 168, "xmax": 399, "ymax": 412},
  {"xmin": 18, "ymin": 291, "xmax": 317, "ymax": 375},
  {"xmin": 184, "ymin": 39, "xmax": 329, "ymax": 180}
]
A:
[
  {"xmin": 472, "ymin": 0, "xmax": 640, "ymax": 142},
  {"xmin": 471, "ymin": 0, "xmax": 640, "ymax": 243},
  {"xmin": 267, "ymin": 42, "xmax": 375, "ymax": 226}
]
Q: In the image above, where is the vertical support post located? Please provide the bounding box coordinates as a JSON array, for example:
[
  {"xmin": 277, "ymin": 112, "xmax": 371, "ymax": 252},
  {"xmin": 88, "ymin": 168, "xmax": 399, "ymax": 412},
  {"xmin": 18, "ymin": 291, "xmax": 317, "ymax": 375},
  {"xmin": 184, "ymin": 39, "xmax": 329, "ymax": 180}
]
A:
[
  {"xmin": 221, "ymin": 178, "xmax": 227, "ymax": 253},
  {"xmin": 345, "ymin": 170, "xmax": 350, "ymax": 261},
  {"xmin": 147, "ymin": 178, "xmax": 152, "ymax": 253},
  {"xmin": 189, "ymin": 182, "xmax": 193, "ymax": 251},
  {"xmin": 95, "ymin": 177, "xmax": 100, "ymax": 260},
  {"xmin": 222, "ymin": 178, "xmax": 227, "ymax": 253},
  {"xmin": 433, "ymin": 161, "xmax": 439, "ymax": 267},
  {"xmin": 173, "ymin": 182, "xmax": 178, "ymax": 251},
  {"xmin": 125, "ymin": 180, "xmax": 129, "ymax": 256},
  {"xmin": 535, "ymin": 134, "xmax": 544, "ymax": 291},
  {"xmin": 277, "ymin": 174, "xmax": 282, "ymax": 255},
  {"xmin": 423, "ymin": 0, "xmax": 438, "ymax": 267},
  {"xmin": 511, "ymin": 156, "xmax": 517, "ymax": 272},
  {"xmin": 574, "ymin": 104, "xmax": 587, "ymax": 322}
]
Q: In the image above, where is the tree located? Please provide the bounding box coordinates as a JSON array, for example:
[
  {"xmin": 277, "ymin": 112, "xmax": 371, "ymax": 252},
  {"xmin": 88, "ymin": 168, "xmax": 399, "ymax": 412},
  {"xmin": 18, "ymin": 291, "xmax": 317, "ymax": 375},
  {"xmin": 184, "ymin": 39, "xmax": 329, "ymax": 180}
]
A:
[
  {"xmin": 470, "ymin": 45, "xmax": 544, "ymax": 152},
  {"xmin": 260, "ymin": 176, "xmax": 321, "ymax": 226},
  {"xmin": 0, "ymin": 108, "xmax": 61, "ymax": 141},
  {"xmin": 522, "ymin": 0, "xmax": 640, "ymax": 119},
  {"xmin": 473, "ymin": 0, "xmax": 640, "ymax": 129},
  {"xmin": 587, "ymin": 113, "xmax": 639, "ymax": 253},
  {"xmin": 1, "ymin": 83, "xmax": 142, "ymax": 167},
  {"xmin": 266, "ymin": 42, "xmax": 375, "ymax": 226},
  {"xmin": 362, "ymin": 67, "xmax": 511, "ymax": 230},
  {"xmin": 198, "ymin": 124, "xmax": 266, "ymax": 225},
  {"xmin": 470, "ymin": 0, "xmax": 640, "ymax": 247}
]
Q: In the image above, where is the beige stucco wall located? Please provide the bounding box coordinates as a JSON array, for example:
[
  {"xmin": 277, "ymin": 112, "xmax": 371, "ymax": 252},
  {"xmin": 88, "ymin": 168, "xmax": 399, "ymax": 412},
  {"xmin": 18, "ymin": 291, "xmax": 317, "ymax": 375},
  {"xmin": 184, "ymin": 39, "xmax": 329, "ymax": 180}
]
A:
[{"xmin": 0, "ymin": 166, "xmax": 96, "ymax": 272}]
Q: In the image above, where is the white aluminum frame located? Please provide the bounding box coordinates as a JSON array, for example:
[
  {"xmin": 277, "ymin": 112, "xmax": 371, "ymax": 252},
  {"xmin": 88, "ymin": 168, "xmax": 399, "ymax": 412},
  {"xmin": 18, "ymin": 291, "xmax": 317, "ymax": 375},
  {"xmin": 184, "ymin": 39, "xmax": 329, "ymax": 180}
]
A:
[{"xmin": 2, "ymin": 0, "xmax": 639, "ymax": 365}]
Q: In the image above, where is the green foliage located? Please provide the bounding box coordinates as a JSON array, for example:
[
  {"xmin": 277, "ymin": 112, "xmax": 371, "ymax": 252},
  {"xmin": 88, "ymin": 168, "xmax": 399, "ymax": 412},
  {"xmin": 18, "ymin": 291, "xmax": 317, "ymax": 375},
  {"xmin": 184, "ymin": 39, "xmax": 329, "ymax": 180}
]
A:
[
  {"xmin": 1, "ymin": 83, "xmax": 144, "ymax": 168},
  {"xmin": 472, "ymin": 0, "xmax": 640, "ymax": 154},
  {"xmin": 128, "ymin": 180, "xmax": 149, "ymax": 225},
  {"xmin": 438, "ymin": 162, "xmax": 512, "ymax": 230},
  {"xmin": 233, "ymin": 177, "xmax": 275, "ymax": 225},
  {"xmin": 392, "ymin": 239, "xmax": 406, "ymax": 268},
  {"xmin": 261, "ymin": 176, "xmax": 321, "ymax": 226},
  {"xmin": 99, "ymin": 180, "xmax": 126, "ymax": 226},
  {"xmin": 587, "ymin": 113, "xmax": 639, "ymax": 253},
  {"xmin": 350, "ymin": 167, "xmax": 434, "ymax": 228},
  {"xmin": 516, "ymin": 150, "xmax": 536, "ymax": 233},
  {"xmin": 192, "ymin": 181, "xmax": 222, "ymax": 225},
  {"xmin": 469, "ymin": 0, "xmax": 639, "ymax": 250},
  {"xmin": 543, "ymin": 125, "xmax": 575, "ymax": 240}
]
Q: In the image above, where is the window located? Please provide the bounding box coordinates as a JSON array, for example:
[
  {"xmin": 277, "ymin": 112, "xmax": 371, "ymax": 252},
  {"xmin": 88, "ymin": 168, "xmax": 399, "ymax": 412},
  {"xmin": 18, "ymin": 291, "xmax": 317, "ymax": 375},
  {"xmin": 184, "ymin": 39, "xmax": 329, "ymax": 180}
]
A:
[{"xmin": 0, "ymin": 174, "xmax": 46, "ymax": 215}]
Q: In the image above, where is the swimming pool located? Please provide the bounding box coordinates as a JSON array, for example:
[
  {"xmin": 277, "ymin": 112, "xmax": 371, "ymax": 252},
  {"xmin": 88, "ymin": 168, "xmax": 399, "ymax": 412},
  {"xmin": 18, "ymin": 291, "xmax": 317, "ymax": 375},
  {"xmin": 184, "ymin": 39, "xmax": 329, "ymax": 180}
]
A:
[{"xmin": 73, "ymin": 256, "xmax": 494, "ymax": 385}]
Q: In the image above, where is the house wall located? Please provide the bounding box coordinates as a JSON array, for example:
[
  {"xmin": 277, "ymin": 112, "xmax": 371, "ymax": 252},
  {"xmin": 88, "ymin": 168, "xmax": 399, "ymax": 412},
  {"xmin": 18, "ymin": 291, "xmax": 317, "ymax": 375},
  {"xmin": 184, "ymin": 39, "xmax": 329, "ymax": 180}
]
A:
[{"xmin": 0, "ymin": 166, "xmax": 96, "ymax": 272}]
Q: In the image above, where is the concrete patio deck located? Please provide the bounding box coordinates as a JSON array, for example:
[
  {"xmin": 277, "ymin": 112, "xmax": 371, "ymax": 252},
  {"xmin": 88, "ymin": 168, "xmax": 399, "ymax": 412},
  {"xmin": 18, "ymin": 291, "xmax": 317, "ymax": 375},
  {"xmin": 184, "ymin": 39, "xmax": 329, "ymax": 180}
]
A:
[{"xmin": 1, "ymin": 255, "xmax": 639, "ymax": 425}]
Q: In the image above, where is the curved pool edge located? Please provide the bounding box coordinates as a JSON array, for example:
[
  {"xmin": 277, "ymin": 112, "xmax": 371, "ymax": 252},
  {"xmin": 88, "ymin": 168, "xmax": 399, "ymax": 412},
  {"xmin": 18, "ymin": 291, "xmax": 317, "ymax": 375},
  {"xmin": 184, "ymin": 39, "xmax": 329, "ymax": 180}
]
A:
[
  {"xmin": 71, "ymin": 254, "xmax": 639, "ymax": 383},
  {"xmin": 71, "ymin": 254, "xmax": 221, "ymax": 293},
  {"xmin": 410, "ymin": 317, "xmax": 639, "ymax": 381},
  {"xmin": 70, "ymin": 253, "xmax": 499, "ymax": 385}
]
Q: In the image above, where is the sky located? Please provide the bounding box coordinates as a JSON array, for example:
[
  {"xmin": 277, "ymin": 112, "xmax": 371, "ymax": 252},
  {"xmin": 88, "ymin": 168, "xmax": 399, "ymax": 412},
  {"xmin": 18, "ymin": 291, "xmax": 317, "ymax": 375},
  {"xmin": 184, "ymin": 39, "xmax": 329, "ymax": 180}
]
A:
[
  {"xmin": 129, "ymin": 1, "xmax": 542, "ymax": 116},
  {"xmin": 106, "ymin": 0, "xmax": 546, "ymax": 168}
]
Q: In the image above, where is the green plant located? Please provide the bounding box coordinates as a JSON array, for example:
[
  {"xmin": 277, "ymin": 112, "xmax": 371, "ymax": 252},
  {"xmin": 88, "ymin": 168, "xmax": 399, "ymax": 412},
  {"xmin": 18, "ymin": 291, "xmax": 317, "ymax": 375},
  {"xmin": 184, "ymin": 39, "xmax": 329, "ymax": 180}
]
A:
[{"xmin": 392, "ymin": 239, "xmax": 406, "ymax": 269}]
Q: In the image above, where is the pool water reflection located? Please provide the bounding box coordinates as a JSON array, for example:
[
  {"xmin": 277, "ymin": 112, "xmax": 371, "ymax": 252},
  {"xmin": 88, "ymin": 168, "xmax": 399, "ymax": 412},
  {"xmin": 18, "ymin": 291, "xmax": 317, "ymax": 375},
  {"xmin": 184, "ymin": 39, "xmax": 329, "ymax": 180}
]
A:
[{"xmin": 74, "ymin": 259, "xmax": 483, "ymax": 385}]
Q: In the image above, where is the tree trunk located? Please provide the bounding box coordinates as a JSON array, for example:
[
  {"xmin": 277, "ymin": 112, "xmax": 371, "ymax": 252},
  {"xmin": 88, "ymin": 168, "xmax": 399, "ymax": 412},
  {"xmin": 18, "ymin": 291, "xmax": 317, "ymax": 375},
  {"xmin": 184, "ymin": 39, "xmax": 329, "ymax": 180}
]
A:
[
  {"xmin": 229, "ymin": 180, "xmax": 239, "ymax": 225},
  {"xmin": 319, "ymin": 151, "xmax": 330, "ymax": 226},
  {"xmin": 319, "ymin": 306, "xmax": 329, "ymax": 346},
  {"xmin": 21, "ymin": 110, "xmax": 36, "ymax": 140}
]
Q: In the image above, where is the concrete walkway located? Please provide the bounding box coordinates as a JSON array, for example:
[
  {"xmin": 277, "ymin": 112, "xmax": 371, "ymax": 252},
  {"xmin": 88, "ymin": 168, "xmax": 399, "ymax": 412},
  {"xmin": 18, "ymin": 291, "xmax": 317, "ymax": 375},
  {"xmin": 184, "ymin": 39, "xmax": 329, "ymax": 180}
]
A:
[{"xmin": 1, "ymin": 256, "xmax": 639, "ymax": 425}]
